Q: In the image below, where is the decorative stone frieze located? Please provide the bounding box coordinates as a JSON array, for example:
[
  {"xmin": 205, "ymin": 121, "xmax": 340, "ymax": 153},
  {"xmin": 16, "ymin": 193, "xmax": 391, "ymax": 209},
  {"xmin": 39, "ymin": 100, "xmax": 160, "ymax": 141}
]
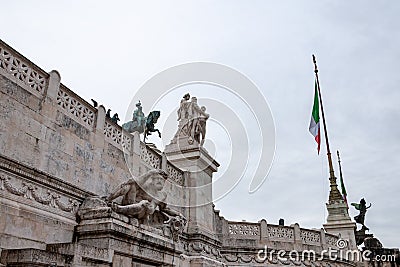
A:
[
  {"xmin": 0, "ymin": 173, "xmax": 79, "ymax": 214},
  {"xmin": 189, "ymin": 241, "xmax": 221, "ymax": 259}
]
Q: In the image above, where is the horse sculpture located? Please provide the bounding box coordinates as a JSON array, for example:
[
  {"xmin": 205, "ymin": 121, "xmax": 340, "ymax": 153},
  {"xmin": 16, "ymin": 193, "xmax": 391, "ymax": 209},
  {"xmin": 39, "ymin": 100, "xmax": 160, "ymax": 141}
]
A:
[
  {"xmin": 144, "ymin": 111, "xmax": 161, "ymax": 142},
  {"xmin": 122, "ymin": 101, "xmax": 146, "ymax": 134}
]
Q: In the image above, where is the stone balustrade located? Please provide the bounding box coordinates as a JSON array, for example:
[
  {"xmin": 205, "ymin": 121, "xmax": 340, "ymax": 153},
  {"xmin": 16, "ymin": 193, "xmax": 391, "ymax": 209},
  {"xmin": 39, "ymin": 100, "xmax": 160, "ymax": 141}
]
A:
[
  {"xmin": 0, "ymin": 40, "xmax": 48, "ymax": 98},
  {"xmin": 0, "ymin": 39, "xmax": 185, "ymax": 187},
  {"xmin": 225, "ymin": 219, "xmax": 340, "ymax": 251},
  {"xmin": 228, "ymin": 222, "xmax": 261, "ymax": 238},
  {"xmin": 57, "ymin": 84, "xmax": 96, "ymax": 129}
]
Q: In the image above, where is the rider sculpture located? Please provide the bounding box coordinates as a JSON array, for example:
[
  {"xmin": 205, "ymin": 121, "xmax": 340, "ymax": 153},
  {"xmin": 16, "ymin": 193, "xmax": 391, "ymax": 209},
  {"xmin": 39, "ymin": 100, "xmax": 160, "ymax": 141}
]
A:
[{"xmin": 122, "ymin": 101, "xmax": 146, "ymax": 134}]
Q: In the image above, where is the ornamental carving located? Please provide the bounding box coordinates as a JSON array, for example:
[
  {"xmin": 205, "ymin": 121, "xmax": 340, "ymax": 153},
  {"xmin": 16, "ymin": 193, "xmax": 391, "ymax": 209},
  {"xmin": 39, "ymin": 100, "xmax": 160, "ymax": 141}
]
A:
[
  {"xmin": 326, "ymin": 234, "xmax": 339, "ymax": 247},
  {"xmin": 57, "ymin": 87, "xmax": 95, "ymax": 128},
  {"xmin": 0, "ymin": 174, "xmax": 80, "ymax": 214},
  {"xmin": 166, "ymin": 163, "xmax": 184, "ymax": 185},
  {"xmin": 140, "ymin": 143, "xmax": 161, "ymax": 169},
  {"xmin": 222, "ymin": 253, "xmax": 340, "ymax": 266},
  {"xmin": 267, "ymin": 225, "xmax": 294, "ymax": 240},
  {"xmin": 300, "ymin": 229, "xmax": 321, "ymax": 244},
  {"xmin": 0, "ymin": 44, "xmax": 47, "ymax": 95},
  {"xmin": 229, "ymin": 223, "xmax": 260, "ymax": 236},
  {"xmin": 122, "ymin": 134, "xmax": 132, "ymax": 152},
  {"xmin": 104, "ymin": 122, "xmax": 132, "ymax": 152},
  {"xmin": 104, "ymin": 120, "xmax": 122, "ymax": 145},
  {"xmin": 189, "ymin": 242, "xmax": 221, "ymax": 258}
]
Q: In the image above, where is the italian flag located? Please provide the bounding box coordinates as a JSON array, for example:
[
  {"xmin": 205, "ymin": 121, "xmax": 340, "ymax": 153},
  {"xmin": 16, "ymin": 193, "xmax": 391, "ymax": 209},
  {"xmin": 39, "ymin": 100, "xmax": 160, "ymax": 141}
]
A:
[{"xmin": 309, "ymin": 81, "xmax": 321, "ymax": 154}]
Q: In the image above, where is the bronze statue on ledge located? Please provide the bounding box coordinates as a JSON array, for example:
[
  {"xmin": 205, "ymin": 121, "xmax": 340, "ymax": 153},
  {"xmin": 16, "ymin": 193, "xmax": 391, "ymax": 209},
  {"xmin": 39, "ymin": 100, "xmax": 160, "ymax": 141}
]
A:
[{"xmin": 351, "ymin": 198, "xmax": 372, "ymax": 229}]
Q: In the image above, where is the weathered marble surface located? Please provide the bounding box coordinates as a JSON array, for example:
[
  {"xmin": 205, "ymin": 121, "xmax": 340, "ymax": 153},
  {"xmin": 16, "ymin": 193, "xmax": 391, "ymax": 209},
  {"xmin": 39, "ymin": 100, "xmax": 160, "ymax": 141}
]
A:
[{"xmin": 0, "ymin": 39, "xmax": 369, "ymax": 267}]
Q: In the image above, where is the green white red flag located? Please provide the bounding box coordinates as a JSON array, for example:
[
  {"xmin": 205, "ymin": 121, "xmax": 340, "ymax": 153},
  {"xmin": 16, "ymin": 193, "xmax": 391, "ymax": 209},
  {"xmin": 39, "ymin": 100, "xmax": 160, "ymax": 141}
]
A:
[{"xmin": 309, "ymin": 81, "xmax": 321, "ymax": 154}]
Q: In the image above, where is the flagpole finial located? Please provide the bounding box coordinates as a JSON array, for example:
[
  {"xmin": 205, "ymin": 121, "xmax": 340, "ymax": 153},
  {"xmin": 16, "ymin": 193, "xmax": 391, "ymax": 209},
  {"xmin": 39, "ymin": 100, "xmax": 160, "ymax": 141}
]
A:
[
  {"xmin": 337, "ymin": 150, "xmax": 341, "ymax": 161},
  {"xmin": 312, "ymin": 54, "xmax": 318, "ymax": 74}
]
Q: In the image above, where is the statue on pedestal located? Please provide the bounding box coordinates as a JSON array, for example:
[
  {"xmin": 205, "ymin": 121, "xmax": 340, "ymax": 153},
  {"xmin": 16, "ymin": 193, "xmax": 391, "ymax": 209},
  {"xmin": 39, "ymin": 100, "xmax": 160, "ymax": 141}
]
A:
[
  {"xmin": 352, "ymin": 198, "xmax": 373, "ymax": 246},
  {"xmin": 172, "ymin": 93, "xmax": 209, "ymax": 146},
  {"xmin": 351, "ymin": 198, "xmax": 371, "ymax": 229}
]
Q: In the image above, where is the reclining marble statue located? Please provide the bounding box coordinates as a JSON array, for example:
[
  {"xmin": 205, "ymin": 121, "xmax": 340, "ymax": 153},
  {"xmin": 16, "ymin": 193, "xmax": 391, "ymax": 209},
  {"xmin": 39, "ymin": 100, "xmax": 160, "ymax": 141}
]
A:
[{"xmin": 105, "ymin": 169, "xmax": 186, "ymax": 229}]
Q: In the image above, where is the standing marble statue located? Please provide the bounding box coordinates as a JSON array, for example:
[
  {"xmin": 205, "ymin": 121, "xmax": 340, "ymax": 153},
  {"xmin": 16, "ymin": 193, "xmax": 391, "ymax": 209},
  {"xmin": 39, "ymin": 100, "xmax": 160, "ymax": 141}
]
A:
[
  {"xmin": 173, "ymin": 94, "xmax": 209, "ymax": 146},
  {"xmin": 105, "ymin": 169, "xmax": 186, "ymax": 226},
  {"xmin": 177, "ymin": 93, "xmax": 191, "ymax": 121},
  {"xmin": 188, "ymin": 97, "xmax": 209, "ymax": 146}
]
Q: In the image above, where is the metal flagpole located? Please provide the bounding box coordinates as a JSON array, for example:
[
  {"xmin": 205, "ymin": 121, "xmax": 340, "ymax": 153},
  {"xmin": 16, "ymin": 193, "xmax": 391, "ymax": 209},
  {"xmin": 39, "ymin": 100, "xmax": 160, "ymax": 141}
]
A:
[
  {"xmin": 337, "ymin": 150, "xmax": 348, "ymax": 207},
  {"xmin": 312, "ymin": 55, "xmax": 343, "ymax": 202}
]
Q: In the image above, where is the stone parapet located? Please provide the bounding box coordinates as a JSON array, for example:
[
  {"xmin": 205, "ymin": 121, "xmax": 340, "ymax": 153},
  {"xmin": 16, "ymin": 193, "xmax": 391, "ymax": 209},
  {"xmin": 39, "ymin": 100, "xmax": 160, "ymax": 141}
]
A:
[{"xmin": 220, "ymin": 219, "xmax": 347, "ymax": 256}]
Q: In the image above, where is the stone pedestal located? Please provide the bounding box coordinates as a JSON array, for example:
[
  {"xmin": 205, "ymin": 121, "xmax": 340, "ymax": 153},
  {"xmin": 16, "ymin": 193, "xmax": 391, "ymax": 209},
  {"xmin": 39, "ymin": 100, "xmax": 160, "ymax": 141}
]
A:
[
  {"xmin": 165, "ymin": 136, "xmax": 223, "ymax": 266},
  {"xmin": 76, "ymin": 198, "xmax": 185, "ymax": 267},
  {"xmin": 165, "ymin": 141, "xmax": 219, "ymax": 237},
  {"xmin": 323, "ymin": 200, "xmax": 357, "ymax": 250}
]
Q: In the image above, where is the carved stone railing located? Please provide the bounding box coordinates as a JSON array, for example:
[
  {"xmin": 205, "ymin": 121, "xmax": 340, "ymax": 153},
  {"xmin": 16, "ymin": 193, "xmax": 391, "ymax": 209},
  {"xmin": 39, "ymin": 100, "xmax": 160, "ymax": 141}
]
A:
[
  {"xmin": 267, "ymin": 225, "xmax": 294, "ymax": 241},
  {"xmin": 140, "ymin": 142, "xmax": 161, "ymax": 169},
  {"xmin": 225, "ymin": 220, "xmax": 337, "ymax": 249},
  {"xmin": 300, "ymin": 228, "xmax": 321, "ymax": 245},
  {"xmin": 228, "ymin": 222, "xmax": 260, "ymax": 238},
  {"xmin": 0, "ymin": 40, "xmax": 48, "ymax": 97},
  {"xmin": 103, "ymin": 120, "xmax": 132, "ymax": 152},
  {"xmin": 57, "ymin": 84, "xmax": 96, "ymax": 129},
  {"xmin": 104, "ymin": 120, "xmax": 121, "ymax": 145},
  {"xmin": 166, "ymin": 161, "xmax": 184, "ymax": 186},
  {"xmin": 325, "ymin": 233, "xmax": 339, "ymax": 248},
  {"xmin": 1, "ymin": 39, "xmax": 187, "ymax": 186}
]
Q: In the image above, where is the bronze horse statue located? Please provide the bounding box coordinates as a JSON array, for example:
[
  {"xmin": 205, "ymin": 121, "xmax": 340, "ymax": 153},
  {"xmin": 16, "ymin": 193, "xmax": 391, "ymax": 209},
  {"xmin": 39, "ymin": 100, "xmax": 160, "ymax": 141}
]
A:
[{"xmin": 144, "ymin": 111, "xmax": 161, "ymax": 142}]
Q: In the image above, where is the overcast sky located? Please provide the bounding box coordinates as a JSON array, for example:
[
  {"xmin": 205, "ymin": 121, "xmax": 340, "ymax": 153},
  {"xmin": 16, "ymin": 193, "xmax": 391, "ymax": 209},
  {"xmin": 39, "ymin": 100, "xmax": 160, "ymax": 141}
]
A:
[{"xmin": 2, "ymin": 1, "xmax": 399, "ymax": 247}]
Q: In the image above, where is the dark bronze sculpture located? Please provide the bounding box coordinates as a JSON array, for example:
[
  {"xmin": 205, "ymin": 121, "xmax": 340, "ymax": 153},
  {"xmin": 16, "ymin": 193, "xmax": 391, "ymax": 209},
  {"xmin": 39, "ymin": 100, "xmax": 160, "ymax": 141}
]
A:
[
  {"xmin": 122, "ymin": 102, "xmax": 161, "ymax": 143},
  {"xmin": 111, "ymin": 113, "xmax": 120, "ymax": 124},
  {"xmin": 351, "ymin": 198, "xmax": 371, "ymax": 229},
  {"xmin": 122, "ymin": 101, "xmax": 146, "ymax": 133},
  {"xmin": 144, "ymin": 110, "xmax": 161, "ymax": 142},
  {"xmin": 352, "ymin": 198, "xmax": 373, "ymax": 247}
]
